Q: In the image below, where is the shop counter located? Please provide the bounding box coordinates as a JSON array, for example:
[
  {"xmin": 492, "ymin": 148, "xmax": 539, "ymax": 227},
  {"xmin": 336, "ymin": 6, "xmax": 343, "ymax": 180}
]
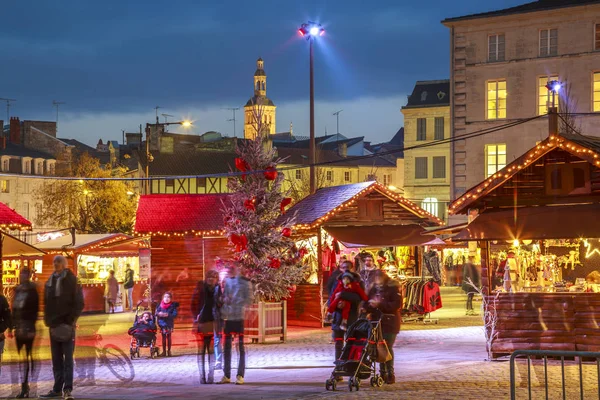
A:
[
  {"xmin": 81, "ymin": 281, "xmax": 149, "ymax": 314},
  {"xmin": 488, "ymin": 292, "xmax": 600, "ymax": 357}
]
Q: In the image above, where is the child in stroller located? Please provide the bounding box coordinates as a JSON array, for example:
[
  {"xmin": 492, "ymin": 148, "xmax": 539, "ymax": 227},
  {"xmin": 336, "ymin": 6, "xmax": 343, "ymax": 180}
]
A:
[{"xmin": 128, "ymin": 310, "xmax": 160, "ymax": 359}]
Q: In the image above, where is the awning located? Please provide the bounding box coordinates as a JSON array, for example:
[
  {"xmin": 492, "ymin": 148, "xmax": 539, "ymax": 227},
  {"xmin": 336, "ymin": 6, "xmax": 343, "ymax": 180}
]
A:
[
  {"xmin": 453, "ymin": 204, "xmax": 600, "ymax": 241},
  {"xmin": 2, "ymin": 234, "xmax": 45, "ymax": 257},
  {"xmin": 324, "ymin": 225, "xmax": 436, "ymax": 247}
]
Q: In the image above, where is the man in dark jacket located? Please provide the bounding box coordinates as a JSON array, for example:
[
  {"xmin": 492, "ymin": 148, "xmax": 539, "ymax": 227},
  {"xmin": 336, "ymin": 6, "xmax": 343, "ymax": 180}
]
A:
[
  {"xmin": 462, "ymin": 256, "xmax": 481, "ymax": 316},
  {"xmin": 41, "ymin": 256, "xmax": 84, "ymax": 400}
]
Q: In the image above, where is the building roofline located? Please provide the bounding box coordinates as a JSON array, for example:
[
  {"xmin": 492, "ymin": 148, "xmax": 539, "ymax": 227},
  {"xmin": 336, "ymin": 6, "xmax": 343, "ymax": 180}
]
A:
[
  {"xmin": 401, "ymin": 104, "xmax": 450, "ymax": 110},
  {"xmin": 415, "ymin": 79, "xmax": 450, "ymax": 84},
  {"xmin": 442, "ymin": 0, "xmax": 600, "ymax": 25}
]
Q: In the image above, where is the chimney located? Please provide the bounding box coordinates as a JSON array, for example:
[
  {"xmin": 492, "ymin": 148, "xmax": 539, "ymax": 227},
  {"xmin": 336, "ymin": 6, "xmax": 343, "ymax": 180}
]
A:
[
  {"xmin": 338, "ymin": 142, "xmax": 348, "ymax": 157},
  {"xmin": 9, "ymin": 117, "xmax": 20, "ymax": 145}
]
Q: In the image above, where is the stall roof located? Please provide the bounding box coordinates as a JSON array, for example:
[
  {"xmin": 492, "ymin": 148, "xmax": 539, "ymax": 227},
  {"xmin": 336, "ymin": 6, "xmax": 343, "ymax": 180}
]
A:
[
  {"xmin": 2, "ymin": 233, "xmax": 45, "ymax": 257},
  {"xmin": 324, "ymin": 225, "xmax": 437, "ymax": 247},
  {"xmin": 35, "ymin": 233, "xmax": 129, "ymax": 250},
  {"xmin": 284, "ymin": 181, "xmax": 443, "ymax": 229},
  {"xmin": 0, "ymin": 202, "xmax": 32, "ymax": 231},
  {"xmin": 453, "ymin": 203, "xmax": 600, "ymax": 241},
  {"xmin": 450, "ymin": 133, "xmax": 600, "ymax": 215},
  {"xmin": 135, "ymin": 194, "xmax": 231, "ymax": 235}
]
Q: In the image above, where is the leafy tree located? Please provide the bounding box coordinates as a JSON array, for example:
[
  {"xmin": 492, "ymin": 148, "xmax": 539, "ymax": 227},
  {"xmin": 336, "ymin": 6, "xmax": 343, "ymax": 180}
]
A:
[{"xmin": 35, "ymin": 152, "xmax": 137, "ymax": 233}]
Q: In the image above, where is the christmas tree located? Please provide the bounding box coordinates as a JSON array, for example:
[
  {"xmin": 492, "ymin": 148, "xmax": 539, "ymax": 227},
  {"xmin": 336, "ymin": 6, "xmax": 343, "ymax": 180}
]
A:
[{"xmin": 221, "ymin": 101, "xmax": 307, "ymax": 301}]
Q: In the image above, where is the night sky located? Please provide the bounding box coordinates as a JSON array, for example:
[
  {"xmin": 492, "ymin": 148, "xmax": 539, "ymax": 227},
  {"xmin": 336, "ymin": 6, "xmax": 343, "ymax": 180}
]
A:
[{"xmin": 1, "ymin": 0, "xmax": 524, "ymax": 145}]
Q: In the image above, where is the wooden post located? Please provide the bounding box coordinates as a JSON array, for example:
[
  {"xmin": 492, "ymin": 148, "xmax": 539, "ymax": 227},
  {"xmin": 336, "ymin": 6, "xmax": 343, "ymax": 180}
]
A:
[
  {"xmin": 317, "ymin": 227, "xmax": 323, "ymax": 327},
  {"xmin": 0, "ymin": 233, "xmax": 3, "ymax": 293},
  {"xmin": 282, "ymin": 300, "xmax": 287, "ymax": 342},
  {"xmin": 258, "ymin": 301, "xmax": 265, "ymax": 343},
  {"xmin": 479, "ymin": 240, "xmax": 491, "ymax": 295}
]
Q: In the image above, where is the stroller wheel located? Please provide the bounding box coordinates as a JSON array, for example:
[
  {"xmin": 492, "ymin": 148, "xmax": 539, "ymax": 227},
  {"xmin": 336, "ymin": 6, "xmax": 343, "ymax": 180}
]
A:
[
  {"xmin": 355, "ymin": 378, "xmax": 361, "ymax": 391},
  {"xmin": 325, "ymin": 380, "xmax": 331, "ymax": 391},
  {"xmin": 370, "ymin": 377, "xmax": 376, "ymax": 387},
  {"xmin": 348, "ymin": 378, "xmax": 354, "ymax": 392},
  {"xmin": 332, "ymin": 378, "xmax": 337, "ymax": 391},
  {"xmin": 376, "ymin": 375, "xmax": 384, "ymax": 387}
]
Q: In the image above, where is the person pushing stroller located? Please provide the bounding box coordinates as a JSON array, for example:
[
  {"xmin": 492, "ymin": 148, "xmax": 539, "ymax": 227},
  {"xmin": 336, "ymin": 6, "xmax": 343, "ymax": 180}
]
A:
[{"xmin": 328, "ymin": 272, "xmax": 368, "ymax": 331}]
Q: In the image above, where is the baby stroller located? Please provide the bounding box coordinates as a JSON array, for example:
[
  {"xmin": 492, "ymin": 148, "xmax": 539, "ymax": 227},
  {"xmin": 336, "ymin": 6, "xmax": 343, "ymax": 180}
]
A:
[
  {"xmin": 128, "ymin": 302, "xmax": 160, "ymax": 359},
  {"xmin": 325, "ymin": 317, "xmax": 386, "ymax": 391}
]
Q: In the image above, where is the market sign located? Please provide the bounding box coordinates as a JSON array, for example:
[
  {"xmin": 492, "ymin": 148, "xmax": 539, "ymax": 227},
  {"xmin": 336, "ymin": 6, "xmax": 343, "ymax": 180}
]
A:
[{"xmin": 36, "ymin": 231, "xmax": 66, "ymax": 243}]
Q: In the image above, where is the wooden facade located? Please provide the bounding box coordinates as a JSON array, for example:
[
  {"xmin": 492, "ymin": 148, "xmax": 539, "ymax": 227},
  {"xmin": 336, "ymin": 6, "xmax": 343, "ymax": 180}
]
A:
[{"xmin": 450, "ymin": 132, "xmax": 600, "ymax": 357}]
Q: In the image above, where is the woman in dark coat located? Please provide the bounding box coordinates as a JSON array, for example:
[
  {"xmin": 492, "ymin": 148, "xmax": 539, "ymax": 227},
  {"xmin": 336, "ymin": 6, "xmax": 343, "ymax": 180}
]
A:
[
  {"xmin": 11, "ymin": 267, "xmax": 39, "ymax": 398},
  {"xmin": 363, "ymin": 270, "xmax": 402, "ymax": 384},
  {"xmin": 461, "ymin": 256, "xmax": 481, "ymax": 316}
]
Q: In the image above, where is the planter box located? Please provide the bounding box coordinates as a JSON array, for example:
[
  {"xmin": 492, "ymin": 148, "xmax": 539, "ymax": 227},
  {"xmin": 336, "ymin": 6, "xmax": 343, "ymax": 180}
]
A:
[{"xmin": 244, "ymin": 300, "xmax": 287, "ymax": 343}]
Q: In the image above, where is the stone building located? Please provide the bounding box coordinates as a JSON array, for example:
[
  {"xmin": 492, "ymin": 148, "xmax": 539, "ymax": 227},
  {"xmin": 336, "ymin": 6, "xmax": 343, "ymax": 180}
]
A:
[
  {"xmin": 244, "ymin": 58, "xmax": 277, "ymax": 139},
  {"xmin": 442, "ymin": 0, "xmax": 600, "ymax": 223},
  {"xmin": 401, "ymin": 80, "xmax": 451, "ymax": 221}
]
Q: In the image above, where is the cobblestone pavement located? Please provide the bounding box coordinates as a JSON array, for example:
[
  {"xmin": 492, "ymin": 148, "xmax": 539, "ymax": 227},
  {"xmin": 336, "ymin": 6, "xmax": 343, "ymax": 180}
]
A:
[{"xmin": 0, "ymin": 288, "xmax": 596, "ymax": 399}]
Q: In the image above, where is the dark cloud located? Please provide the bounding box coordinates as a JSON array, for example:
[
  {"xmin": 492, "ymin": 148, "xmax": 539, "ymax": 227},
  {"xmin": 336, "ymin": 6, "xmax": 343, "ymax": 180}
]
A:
[{"xmin": 0, "ymin": 0, "xmax": 525, "ymax": 118}]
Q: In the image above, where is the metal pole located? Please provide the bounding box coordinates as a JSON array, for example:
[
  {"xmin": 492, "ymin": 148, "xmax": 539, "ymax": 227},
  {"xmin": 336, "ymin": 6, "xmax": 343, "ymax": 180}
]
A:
[
  {"xmin": 145, "ymin": 123, "xmax": 150, "ymax": 195},
  {"xmin": 233, "ymin": 108, "xmax": 237, "ymax": 138},
  {"xmin": 309, "ymin": 37, "xmax": 316, "ymax": 194}
]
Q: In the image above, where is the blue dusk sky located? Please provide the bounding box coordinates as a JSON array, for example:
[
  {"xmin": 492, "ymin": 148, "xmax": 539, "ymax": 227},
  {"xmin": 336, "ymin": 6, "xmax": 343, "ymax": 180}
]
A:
[{"xmin": 0, "ymin": 0, "xmax": 524, "ymax": 146}]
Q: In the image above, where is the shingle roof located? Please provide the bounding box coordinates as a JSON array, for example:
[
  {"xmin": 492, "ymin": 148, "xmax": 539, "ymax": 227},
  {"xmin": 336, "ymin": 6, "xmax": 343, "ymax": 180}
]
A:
[
  {"xmin": 0, "ymin": 143, "xmax": 54, "ymax": 159},
  {"xmin": 403, "ymin": 80, "xmax": 450, "ymax": 109},
  {"xmin": 276, "ymin": 147, "xmax": 395, "ymax": 167},
  {"xmin": 0, "ymin": 202, "xmax": 32, "ymax": 230},
  {"xmin": 283, "ymin": 181, "xmax": 442, "ymax": 226},
  {"xmin": 142, "ymin": 150, "xmax": 239, "ymax": 175},
  {"xmin": 442, "ymin": 0, "xmax": 600, "ymax": 23},
  {"xmin": 134, "ymin": 194, "xmax": 231, "ymax": 233}
]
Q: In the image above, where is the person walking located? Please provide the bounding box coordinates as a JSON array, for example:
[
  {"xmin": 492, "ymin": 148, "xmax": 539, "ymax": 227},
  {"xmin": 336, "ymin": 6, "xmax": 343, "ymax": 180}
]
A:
[
  {"xmin": 0, "ymin": 291, "xmax": 11, "ymax": 376},
  {"xmin": 104, "ymin": 270, "xmax": 119, "ymax": 314},
  {"xmin": 217, "ymin": 263, "xmax": 253, "ymax": 385},
  {"xmin": 191, "ymin": 269, "xmax": 220, "ymax": 384},
  {"xmin": 41, "ymin": 255, "xmax": 84, "ymax": 400},
  {"xmin": 10, "ymin": 267, "xmax": 39, "ymax": 398},
  {"xmin": 123, "ymin": 264, "xmax": 135, "ymax": 312},
  {"xmin": 462, "ymin": 256, "xmax": 481, "ymax": 316},
  {"xmin": 329, "ymin": 261, "xmax": 363, "ymax": 373},
  {"xmin": 360, "ymin": 254, "xmax": 379, "ymax": 289},
  {"xmin": 156, "ymin": 292, "xmax": 178, "ymax": 357},
  {"xmin": 363, "ymin": 270, "xmax": 402, "ymax": 384}
]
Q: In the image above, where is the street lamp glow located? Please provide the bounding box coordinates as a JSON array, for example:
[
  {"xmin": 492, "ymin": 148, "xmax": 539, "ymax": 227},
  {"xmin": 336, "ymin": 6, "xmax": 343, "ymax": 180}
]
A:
[
  {"xmin": 181, "ymin": 120, "xmax": 192, "ymax": 127},
  {"xmin": 545, "ymin": 80, "xmax": 562, "ymax": 93},
  {"xmin": 299, "ymin": 22, "xmax": 324, "ymax": 39},
  {"xmin": 309, "ymin": 26, "xmax": 319, "ymax": 36}
]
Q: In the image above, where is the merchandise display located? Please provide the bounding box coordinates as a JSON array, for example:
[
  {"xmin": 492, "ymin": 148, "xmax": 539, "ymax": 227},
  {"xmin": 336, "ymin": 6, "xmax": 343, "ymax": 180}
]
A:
[{"xmin": 76, "ymin": 254, "xmax": 139, "ymax": 285}]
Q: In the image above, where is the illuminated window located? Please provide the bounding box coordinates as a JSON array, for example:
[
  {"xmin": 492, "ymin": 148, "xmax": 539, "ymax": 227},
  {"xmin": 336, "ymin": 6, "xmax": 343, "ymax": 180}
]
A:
[
  {"xmin": 0, "ymin": 180, "xmax": 8, "ymax": 193},
  {"xmin": 593, "ymin": 72, "xmax": 600, "ymax": 112},
  {"xmin": 485, "ymin": 144, "xmax": 507, "ymax": 178},
  {"xmin": 538, "ymin": 75, "xmax": 559, "ymax": 115},
  {"xmin": 487, "ymin": 80, "xmax": 507, "ymax": 119},
  {"xmin": 539, "ymin": 29, "xmax": 558, "ymax": 57},
  {"xmin": 421, "ymin": 198, "xmax": 439, "ymax": 217},
  {"xmin": 488, "ymin": 34, "xmax": 505, "ymax": 62},
  {"xmin": 344, "ymin": 171, "xmax": 351, "ymax": 182}
]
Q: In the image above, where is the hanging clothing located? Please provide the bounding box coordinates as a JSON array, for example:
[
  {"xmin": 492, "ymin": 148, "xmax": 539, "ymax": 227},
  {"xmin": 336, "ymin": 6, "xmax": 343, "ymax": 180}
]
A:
[
  {"xmin": 423, "ymin": 250, "xmax": 442, "ymax": 284},
  {"xmin": 422, "ymin": 281, "xmax": 442, "ymax": 313}
]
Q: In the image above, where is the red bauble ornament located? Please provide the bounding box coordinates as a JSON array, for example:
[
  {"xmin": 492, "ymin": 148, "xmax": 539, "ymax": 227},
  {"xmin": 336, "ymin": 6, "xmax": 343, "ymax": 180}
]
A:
[
  {"xmin": 289, "ymin": 284, "xmax": 297, "ymax": 294},
  {"xmin": 235, "ymin": 158, "xmax": 249, "ymax": 172},
  {"xmin": 280, "ymin": 197, "xmax": 292, "ymax": 213},
  {"xmin": 264, "ymin": 167, "xmax": 277, "ymax": 181},
  {"xmin": 299, "ymin": 247, "xmax": 308, "ymax": 258},
  {"xmin": 230, "ymin": 233, "xmax": 248, "ymax": 252},
  {"xmin": 269, "ymin": 257, "xmax": 281, "ymax": 269},
  {"xmin": 282, "ymin": 227, "xmax": 292, "ymax": 237},
  {"xmin": 244, "ymin": 198, "xmax": 256, "ymax": 211}
]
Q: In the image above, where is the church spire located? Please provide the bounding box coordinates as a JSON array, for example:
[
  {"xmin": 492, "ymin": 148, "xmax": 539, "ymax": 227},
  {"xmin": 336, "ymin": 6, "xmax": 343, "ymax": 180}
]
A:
[{"xmin": 254, "ymin": 57, "xmax": 267, "ymax": 97}]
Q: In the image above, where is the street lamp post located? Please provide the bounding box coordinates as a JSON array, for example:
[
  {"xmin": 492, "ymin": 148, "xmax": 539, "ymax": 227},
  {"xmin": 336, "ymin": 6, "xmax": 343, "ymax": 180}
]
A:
[
  {"xmin": 545, "ymin": 80, "xmax": 561, "ymax": 138},
  {"xmin": 144, "ymin": 119, "xmax": 192, "ymax": 194},
  {"xmin": 299, "ymin": 21, "xmax": 324, "ymax": 194}
]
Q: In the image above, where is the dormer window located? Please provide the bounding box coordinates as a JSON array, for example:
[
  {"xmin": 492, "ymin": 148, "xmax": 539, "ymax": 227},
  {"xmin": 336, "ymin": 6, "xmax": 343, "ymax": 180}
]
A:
[{"xmin": 545, "ymin": 162, "xmax": 590, "ymax": 195}]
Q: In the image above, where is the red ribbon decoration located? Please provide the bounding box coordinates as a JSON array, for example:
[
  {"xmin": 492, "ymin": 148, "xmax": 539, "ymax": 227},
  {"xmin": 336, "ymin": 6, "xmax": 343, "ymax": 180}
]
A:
[
  {"xmin": 269, "ymin": 257, "xmax": 281, "ymax": 269},
  {"xmin": 282, "ymin": 227, "xmax": 292, "ymax": 237},
  {"xmin": 244, "ymin": 198, "xmax": 256, "ymax": 211},
  {"xmin": 264, "ymin": 167, "xmax": 277, "ymax": 181},
  {"xmin": 235, "ymin": 158, "xmax": 251, "ymax": 181},
  {"xmin": 280, "ymin": 197, "xmax": 292, "ymax": 213},
  {"xmin": 230, "ymin": 233, "xmax": 248, "ymax": 252}
]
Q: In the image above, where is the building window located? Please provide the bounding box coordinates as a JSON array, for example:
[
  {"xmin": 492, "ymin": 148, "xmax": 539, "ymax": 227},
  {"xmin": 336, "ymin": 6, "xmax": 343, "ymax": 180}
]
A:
[
  {"xmin": 485, "ymin": 144, "xmax": 507, "ymax": 178},
  {"xmin": 326, "ymin": 171, "xmax": 333, "ymax": 182},
  {"xmin": 2, "ymin": 160, "xmax": 8, "ymax": 172},
  {"xmin": 538, "ymin": 75, "xmax": 559, "ymax": 115},
  {"xmin": 383, "ymin": 174, "xmax": 392, "ymax": 186},
  {"xmin": 434, "ymin": 117, "xmax": 444, "ymax": 140},
  {"xmin": 539, "ymin": 28, "xmax": 558, "ymax": 57},
  {"xmin": 344, "ymin": 171, "xmax": 351, "ymax": 182},
  {"xmin": 22, "ymin": 202, "xmax": 29, "ymax": 219},
  {"xmin": 37, "ymin": 162, "xmax": 44, "ymax": 175},
  {"xmin": 421, "ymin": 198, "xmax": 439, "ymax": 218},
  {"xmin": 416, "ymin": 118, "xmax": 427, "ymax": 141},
  {"xmin": 488, "ymin": 34, "xmax": 505, "ymax": 62},
  {"xmin": 196, "ymin": 177, "xmax": 206, "ymax": 189},
  {"xmin": 596, "ymin": 24, "xmax": 600, "ymax": 51},
  {"xmin": 415, "ymin": 157, "xmax": 428, "ymax": 179},
  {"xmin": 433, "ymin": 156, "xmax": 446, "ymax": 179},
  {"xmin": 295, "ymin": 169, "xmax": 302, "ymax": 180},
  {"xmin": 35, "ymin": 204, "xmax": 43, "ymax": 221},
  {"xmin": 593, "ymin": 72, "xmax": 600, "ymax": 112},
  {"xmin": 0, "ymin": 180, "xmax": 8, "ymax": 193},
  {"xmin": 487, "ymin": 80, "xmax": 507, "ymax": 119}
]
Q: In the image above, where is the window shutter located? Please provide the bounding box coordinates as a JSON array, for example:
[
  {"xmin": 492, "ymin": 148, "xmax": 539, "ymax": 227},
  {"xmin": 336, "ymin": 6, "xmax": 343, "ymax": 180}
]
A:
[
  {"xmin": 434, "ymin": 117, "xmax": 444, "ymax": 140},
  {"xmin": 415, "ymin": 157, "xmax": 428, "ymax": 179},
  {"xmin": 433, "ymin": 156, "xmax": 446, "ymax": 178}
]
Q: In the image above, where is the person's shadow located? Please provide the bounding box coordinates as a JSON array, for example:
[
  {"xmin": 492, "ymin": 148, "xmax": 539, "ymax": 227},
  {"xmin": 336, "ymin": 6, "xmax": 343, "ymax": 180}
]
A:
[{"xmin": 74, "ymin": 312, "xmax": 110, "ymax": 386}]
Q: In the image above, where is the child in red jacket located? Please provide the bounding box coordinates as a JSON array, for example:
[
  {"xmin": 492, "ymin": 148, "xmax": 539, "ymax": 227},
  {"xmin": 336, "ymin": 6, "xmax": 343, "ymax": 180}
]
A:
[{"xmin": 328, "ymin": 272, "xmax": 368, "ymax": 330}]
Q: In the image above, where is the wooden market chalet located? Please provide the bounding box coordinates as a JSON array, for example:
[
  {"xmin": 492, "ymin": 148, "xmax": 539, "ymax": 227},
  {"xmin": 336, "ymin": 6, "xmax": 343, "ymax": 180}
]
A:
[{"xmin": 450, "ymin": 132, "xmax": 600, "ymax": 356}]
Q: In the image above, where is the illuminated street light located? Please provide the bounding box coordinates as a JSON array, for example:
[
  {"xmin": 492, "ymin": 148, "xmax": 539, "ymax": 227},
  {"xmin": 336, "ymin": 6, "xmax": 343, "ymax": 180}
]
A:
[
  {"xmin": 299, "ymin": 21, "xmax": 325, "ymax": 194},
  {"xmin": 545, "ymin": 79, "xmax": 562, "ymax": 109}
]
